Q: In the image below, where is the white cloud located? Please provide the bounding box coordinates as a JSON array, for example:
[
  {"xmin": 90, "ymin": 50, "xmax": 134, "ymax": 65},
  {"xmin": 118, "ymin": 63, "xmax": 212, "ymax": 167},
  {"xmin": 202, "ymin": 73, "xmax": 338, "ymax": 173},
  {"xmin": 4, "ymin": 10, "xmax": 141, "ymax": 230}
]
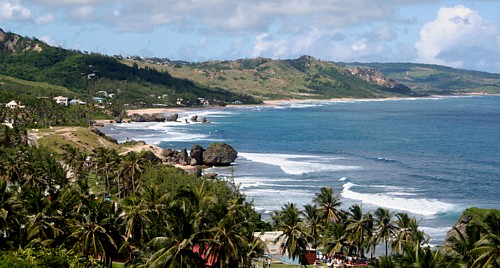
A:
[
  {"xmin": 69, "ymin": 5, "xmax": 95, "ymax": 21},
  {"xmin": 415, "ymin": 5, "xmax": 499, "ymax": 69},
  {"xmin": 40, "ymin": 35, "xmax": 58, "ymax": 46},
  {"xmin": 252, "ymin": 33, "xmax": 288, "ymax": 58},
  {"xmin": 35, "ymin": 13, "xmax": 55, "ymax": 25},
  {"xmin": 0, "ymin": 0, "xmax": 31, "ymax": 21}
]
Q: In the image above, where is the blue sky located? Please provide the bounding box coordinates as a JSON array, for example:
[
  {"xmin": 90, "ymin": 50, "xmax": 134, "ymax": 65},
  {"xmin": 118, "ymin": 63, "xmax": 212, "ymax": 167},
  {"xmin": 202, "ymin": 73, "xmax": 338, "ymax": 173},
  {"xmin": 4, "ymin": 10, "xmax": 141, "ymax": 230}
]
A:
[{"xmin": 1, "ymin": 0, "xmax": 500, "ymax": 73}]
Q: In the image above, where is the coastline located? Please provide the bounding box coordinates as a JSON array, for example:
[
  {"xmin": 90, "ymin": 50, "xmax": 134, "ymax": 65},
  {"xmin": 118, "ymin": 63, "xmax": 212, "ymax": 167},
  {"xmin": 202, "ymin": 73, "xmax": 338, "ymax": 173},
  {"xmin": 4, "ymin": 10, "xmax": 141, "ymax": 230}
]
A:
[{"xmin": 102, "ymin": 94, "xmax": 500, "ymax": 120}]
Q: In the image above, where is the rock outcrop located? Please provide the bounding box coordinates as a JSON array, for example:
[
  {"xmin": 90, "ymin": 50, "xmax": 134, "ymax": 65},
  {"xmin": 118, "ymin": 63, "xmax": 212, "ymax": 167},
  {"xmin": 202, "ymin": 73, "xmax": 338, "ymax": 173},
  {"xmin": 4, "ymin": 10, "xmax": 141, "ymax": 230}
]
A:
[
  {"xmin": 189, "ymin": 144, "xmax": 205, "ymax": 166},
  {"xmin": 88, "ymin": 126, "xmax": 118, "ymax": 144},
  {"xmin": 166, "ymin": 113, "xmax": 179, "ymax": 122},
  {"xmin": 350, "ymin": 67, "xmax": 414, "ymax": 95},
  {"xmin": 160, "ymin": 143, "xmax": 237, "ymax": 167},
  {"xmin": 129, "ymin": 113, "xmax": 166, "ymax": 122},
  {"xmin": 202, "ymin": 143, "xmax": 238, "ymax": 166}
]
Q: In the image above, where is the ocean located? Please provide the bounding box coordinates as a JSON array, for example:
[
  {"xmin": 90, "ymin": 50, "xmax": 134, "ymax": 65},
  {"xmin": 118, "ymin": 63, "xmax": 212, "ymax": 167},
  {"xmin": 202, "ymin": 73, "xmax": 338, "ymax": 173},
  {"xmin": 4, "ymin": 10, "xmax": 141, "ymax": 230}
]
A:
[{"xmin": 101, "ymin": 96, "xmax": 500, "ymax": 246}]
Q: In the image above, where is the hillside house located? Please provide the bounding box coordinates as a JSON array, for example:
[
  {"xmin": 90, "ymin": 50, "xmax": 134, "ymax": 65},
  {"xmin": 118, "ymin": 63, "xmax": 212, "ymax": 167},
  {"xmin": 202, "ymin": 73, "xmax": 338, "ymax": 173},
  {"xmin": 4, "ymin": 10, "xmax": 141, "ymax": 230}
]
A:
[
  {"xmin": 53, "ymin": 96, "xmax": 68, "ymax": 106},
  {"xmin": 5, "ymin": 100, "xmax": 24, "ymax": 109},
  {"xmin": 69, "ymin": 99, "xmax": 86, "ymax": 105}
]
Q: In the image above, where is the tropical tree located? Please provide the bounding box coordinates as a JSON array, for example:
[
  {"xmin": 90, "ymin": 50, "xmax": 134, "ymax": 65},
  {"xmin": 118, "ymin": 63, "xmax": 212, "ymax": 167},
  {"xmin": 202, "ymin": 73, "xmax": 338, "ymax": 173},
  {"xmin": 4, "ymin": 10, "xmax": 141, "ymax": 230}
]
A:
[
  {"xmin": 392, "ymin": 212, "xmax": 427, "ymax": 255},
  {"xmin": 313, "ymin": 187, "xmax": 343, "ymax": 224},
  {"xmin": 91, "ymin": 147, "xmax": 119, "ymax": 192},
  {"xmin": 116, "ymin": 151, "xmax": 145, "ymax": 197},
  {"xmin": 0, "ymin": 179, "xmax": 24, "ymax": 249},
  {"xmin": 470, "ymin": 213, "xmax": 500, "ymax": 267},
  {"xmin": 345, "ymin": 204, "xmax": 371, "ymax": 257},
  {"xmin": 374, "ymin": 207, "xmax": 397, "ymax": 258},
  {"xmin": 69, "ymin": 195, "xmax": 122, "ymax": 265},
  {"xmin": 274, "ymin": 202, "xmax": 310, "ymax": 261},
  {"xmin": 303, "ymin": 203, "xmax": 323, "ymax": 249},
  {"xmin": 204, "ymin": 200, "xmax": 251, "ymax": 267},
  {"xmin": 446, "ymin": 223, "xmax": 483, "ymax": 266}
]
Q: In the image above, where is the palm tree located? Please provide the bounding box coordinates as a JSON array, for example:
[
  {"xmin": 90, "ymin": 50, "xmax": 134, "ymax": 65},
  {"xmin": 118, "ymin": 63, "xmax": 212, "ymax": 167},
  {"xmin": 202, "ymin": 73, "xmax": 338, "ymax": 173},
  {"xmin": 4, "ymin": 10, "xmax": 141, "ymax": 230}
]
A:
[
  {"xmin": 313, "ymin": 187, "xmax": 343, "ymax": 224},
  {"xmin": 92, "ymin": 148, "xmax": 119, "ymax": 193},
  {"xmin": 374, "ymin": 207, "xmax": 397, "ymax": 258},
  {"xmin": 0, "ymin": 179, "xmax": 24, "ymax": 248},
  {"xmin": 119, "ymin": 196, "xmax": 150, "ymax": 244},
  {"xmin": 116, "ymin": 151, "xmax": 145, "ymax": 197},
  {"xmin": 345, "ymin": 204, "xmax": 371, "ymax": 257},
  {"xmin": 144, "ymin": 202, "xmax": 204, "ymax": 267},
  {"xmin": 446, "ymin": 223, "xmax": 482, "ymax": 266},
  {"xmin": 69, "ymin": 196, "xmax": 121, "ymax": 265},
  {"xmin": 391, "ymin": 212, "xmax": 427, "ymax": 256},
  {"xmin": 470, "ymin": 213, "xmax": 500, "ymax": 267},
  {"xmin": 275, "ymin": 202, "xmax": 310, "ymax": 261},
  {"xmin": 322, "ymin": 221, "xmax": 349, "ymax": 256},
  {"xmin": 204, "ymin": 200, "xmax": 251, "ymax": 267},
  {"xmin": 396, "ymin": 243, "xmax": 461, "ymax": 268},
  {"xmin": 303, "ymin": 204, "xmax": 323, "ymax": 249}
]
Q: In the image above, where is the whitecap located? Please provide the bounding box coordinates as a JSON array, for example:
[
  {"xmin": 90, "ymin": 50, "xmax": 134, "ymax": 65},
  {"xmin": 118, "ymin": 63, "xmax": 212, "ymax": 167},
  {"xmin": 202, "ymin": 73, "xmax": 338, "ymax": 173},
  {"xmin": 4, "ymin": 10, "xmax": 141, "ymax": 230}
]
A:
[
  {"xmin": 239, "ymin": 152, "xmax": 361, "ymax": 175},
  {"xmin": 341, "ymin": 182, "xmax": 455, "ymax": 216}
]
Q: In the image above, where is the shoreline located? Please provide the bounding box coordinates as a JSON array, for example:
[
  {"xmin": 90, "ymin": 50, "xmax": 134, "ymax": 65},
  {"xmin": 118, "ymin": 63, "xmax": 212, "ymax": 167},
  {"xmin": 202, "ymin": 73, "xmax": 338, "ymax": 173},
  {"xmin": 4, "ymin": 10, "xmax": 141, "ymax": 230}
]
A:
[{"xmin": 124, "ymin": 94, "xmax": 495, "ymax": 116}]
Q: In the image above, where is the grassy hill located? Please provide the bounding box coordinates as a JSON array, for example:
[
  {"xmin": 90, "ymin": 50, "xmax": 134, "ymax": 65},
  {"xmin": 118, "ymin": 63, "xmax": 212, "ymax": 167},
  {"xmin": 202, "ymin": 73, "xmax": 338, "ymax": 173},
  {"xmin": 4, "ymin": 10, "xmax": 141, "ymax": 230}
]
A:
[
  {"xmin": 349, "ymin": 62, "xmax": 500, "ymax": 95},
  {"xmin": 3, "ymin": 29, "xmax": 500, "ymax": 105},
  {"xmin": 125, "ymin": 56, "xmax": 417, "ymax": 100},
  {"xmin": 0, "ymin": 29, "xmax": 260, "ymax": 107}
]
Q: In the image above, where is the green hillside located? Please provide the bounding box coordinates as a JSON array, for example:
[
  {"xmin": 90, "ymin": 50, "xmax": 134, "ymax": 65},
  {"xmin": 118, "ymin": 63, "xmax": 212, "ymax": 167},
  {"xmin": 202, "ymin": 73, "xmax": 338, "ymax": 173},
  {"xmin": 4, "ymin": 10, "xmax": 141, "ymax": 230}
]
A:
[
  {"xmin": 127, "ymin": 56, "xmax": 417, "ymax": 100},
  {"xmin": 0, "ymin": 29, "xmax": 259, "ymax": 107},
  {"xmin": 350, "ymin": 62, "xmax": 500, "ymax": 95},
  {"xmin": 3, "ymin": 29, "xmax": 500, "ymax": 105}
]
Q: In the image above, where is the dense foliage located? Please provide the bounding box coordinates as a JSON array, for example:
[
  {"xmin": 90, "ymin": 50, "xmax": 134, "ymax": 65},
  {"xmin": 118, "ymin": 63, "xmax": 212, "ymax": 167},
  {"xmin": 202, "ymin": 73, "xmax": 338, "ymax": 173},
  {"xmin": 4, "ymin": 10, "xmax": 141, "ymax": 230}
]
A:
[
  {"xmin": 352, "ymin": 62, "xmax": 500, "ymax": 95},
  {"xmin": 0, "ymin": 31, "xmax": 260, "ymax": 107},
  {"xmin": 1, "ymin": 109, "xmax": 499, "ymax": 267},
  {"xmin": 0, "ymin": 117, "xmax": 270, "ymax": 267}
]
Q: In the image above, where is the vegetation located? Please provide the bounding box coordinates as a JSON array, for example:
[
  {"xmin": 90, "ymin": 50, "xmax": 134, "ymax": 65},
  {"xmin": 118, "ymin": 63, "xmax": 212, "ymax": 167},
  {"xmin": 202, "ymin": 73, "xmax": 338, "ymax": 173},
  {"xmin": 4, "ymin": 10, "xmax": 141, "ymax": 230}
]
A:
[
  {"xmin": 0, "ymin": 30, "xmax": 260, "ymax": 108},
  {"xmin": 1, "ymin": 104, "xmax": 500, "ymax": 267},
  {"xmin": 127, "ymin": 56, "xmax": 418, "ymax": 101},
  {"xmin": 349, "ymin": 62, "xmax": 500, "ymax": 95}
]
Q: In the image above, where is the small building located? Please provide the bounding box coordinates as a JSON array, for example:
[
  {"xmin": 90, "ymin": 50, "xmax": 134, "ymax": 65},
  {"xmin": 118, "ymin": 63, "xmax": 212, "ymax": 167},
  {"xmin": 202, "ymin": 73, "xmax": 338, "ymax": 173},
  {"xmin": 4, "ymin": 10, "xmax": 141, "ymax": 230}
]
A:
[
  {"xmin": 93, "ymin": 97, "xmax": 105, "ymax": 103},
  {"xmin": 69, "ymin": 99, "xmax": 86, "ymax": 105},
  {"xmin": 5, "ymin": 100, "xmax": 24, "ymax": 109},
  {"xmin": 53, "ymin": 96, "xmax": 68, "ymax": 106}
]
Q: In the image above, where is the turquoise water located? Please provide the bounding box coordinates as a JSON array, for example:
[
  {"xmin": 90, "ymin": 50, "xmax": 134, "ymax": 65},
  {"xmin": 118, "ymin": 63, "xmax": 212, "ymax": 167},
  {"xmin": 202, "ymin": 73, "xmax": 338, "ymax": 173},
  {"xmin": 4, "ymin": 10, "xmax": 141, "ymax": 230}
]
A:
[{"xmin": 101, "ymin": 96, "xmax": 500, "ymax": 245}]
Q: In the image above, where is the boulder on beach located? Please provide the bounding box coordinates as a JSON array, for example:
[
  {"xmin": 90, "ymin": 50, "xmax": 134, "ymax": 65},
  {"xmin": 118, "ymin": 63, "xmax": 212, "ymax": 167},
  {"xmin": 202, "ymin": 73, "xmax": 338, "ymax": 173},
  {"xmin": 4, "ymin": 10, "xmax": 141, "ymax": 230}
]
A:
[
  {"xmin": 190, "ymin": 144, "xmax": 205, "ymax": 166},
  {"xmin": 129, "ymin": 113, "xmax": 166, "ymax": 122},
  {"xmin": 140, "ymin": 151, "xmax": 163, "ymax": 165},
  {"xmin": 179, "ymin": 148, "xmax": 189, "ymax": 165},
  {"xmin": 202, "ymin": 142, "xmax": 237, "ymax": 166},
  {"xmin": 166, "ymin": 113, "xmax": 179, "ymax": 122}
]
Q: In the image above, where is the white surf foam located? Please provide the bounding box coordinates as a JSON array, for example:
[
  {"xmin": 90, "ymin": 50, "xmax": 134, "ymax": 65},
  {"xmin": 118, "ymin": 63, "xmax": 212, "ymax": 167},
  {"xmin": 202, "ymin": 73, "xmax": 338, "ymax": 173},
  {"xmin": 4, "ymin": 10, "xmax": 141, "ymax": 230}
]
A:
[
  {"xmin": 341, "ymin": 182, "xmax": 455, "ymax": 216},
  {"xmin": 239, "ymin": 152, "xmax": 361, "ymax": 175}
]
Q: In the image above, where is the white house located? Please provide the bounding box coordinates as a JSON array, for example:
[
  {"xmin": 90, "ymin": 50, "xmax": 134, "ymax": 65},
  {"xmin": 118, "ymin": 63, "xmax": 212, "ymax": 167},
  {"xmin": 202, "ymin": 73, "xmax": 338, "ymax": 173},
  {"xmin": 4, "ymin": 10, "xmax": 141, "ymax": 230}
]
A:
[
  {"xmin": 5, "ymin": 100, "xmax": 24, "ymax": 109},
  {"xmin": 53, "ymin": 96, "xmax": 68, "ymax": 106},
  {"xmin": 69, "ymin": 99, "xmax": 86, "ymax": 105}
]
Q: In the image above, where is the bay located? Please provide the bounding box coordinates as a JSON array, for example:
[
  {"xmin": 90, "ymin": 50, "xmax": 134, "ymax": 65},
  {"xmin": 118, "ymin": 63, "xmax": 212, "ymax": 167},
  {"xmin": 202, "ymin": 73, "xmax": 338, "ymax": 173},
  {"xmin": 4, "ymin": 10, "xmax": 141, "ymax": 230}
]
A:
[{"xmin": 101, "ymin": 96, "xmax": 500, "ymax": 245}]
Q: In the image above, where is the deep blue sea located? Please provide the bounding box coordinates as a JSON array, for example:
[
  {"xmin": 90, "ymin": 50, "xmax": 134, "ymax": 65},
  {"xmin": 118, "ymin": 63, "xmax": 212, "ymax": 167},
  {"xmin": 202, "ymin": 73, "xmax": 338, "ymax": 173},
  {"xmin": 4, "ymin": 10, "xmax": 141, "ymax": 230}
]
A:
[{"xmin": 101, "ymin": 96, "xmax": 500, "ymax": 246}]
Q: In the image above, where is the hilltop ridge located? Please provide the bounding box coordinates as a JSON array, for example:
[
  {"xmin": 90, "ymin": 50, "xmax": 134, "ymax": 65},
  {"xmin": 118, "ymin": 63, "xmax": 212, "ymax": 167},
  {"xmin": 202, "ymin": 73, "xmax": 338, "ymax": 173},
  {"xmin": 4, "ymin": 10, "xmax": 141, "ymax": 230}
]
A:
[{"xmin": 1, "ymin": 29, "xmax": 500, "ymax": 108}]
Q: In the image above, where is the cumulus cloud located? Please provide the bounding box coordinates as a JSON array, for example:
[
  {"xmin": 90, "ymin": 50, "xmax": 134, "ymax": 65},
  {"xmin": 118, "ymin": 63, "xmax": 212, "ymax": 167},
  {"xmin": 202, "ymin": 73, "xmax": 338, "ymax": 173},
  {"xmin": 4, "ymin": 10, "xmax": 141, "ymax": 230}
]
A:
[
  {"xmin": 19, "ymin": 0, "xmax": 417, "ymax": 33},
  {"xmin": 0, "ymin": 0, "xmax": 31, "ymax": 21},
  {"xmin": 35, "ymin": 13, "xmax": 55, "ymax": 25},
  {"xmin": 69, "ymin": 5, "xmax": 96, "ymax": 21},
  {"xmin": 252, "ymin": 33, "xmax": 288, "ymax": 58},
  {"xmin": 40, "ymin": 35, "xmax": 59, "ymax": 46},
  {"xmin": 415, "ymin": 5, "xmax": 499, "ymax": 69}
]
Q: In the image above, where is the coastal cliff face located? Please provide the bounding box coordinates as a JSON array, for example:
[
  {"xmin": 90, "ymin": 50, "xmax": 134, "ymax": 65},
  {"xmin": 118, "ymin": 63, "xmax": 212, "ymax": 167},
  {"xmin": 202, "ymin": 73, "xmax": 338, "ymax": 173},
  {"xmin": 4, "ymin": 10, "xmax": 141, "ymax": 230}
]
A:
[
  {"xmin": 0, "ymin": 29, "xmax": 43, "ymax": 53},
  {"xmin": 350, "ymin": 66, "xmax": 415, "ymax": 95}
]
